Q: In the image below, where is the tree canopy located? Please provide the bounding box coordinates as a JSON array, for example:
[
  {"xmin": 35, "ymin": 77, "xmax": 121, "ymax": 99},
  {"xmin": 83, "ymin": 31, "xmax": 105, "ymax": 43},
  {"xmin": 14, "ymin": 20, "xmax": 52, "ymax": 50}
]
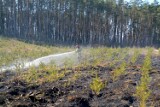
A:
[{"xmin": 0, "ymin": 0, "xmax": 160, "ymax": 47}]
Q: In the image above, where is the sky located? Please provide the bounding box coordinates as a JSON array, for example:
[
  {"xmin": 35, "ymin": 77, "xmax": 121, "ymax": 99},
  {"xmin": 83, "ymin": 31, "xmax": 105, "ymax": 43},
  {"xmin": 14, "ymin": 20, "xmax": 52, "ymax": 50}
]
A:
[{"xmin": 125, "ymin": 0, "xmax": 160, "ymax": 4}]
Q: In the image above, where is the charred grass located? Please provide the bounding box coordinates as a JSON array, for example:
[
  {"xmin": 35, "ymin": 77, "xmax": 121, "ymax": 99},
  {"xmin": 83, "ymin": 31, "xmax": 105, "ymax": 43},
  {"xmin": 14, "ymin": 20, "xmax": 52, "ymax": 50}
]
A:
[{"xmin": 1, "ymin": 54, "xmax": 160, "ymax": 107}]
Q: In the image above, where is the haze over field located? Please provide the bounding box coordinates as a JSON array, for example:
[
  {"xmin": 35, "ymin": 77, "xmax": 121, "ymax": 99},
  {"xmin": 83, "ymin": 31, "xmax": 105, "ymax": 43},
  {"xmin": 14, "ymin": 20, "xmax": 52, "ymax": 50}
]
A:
[
  {"xmin": 125, "ymin": 0, "xmax": 160, "ymax": 3},
  {"xmin": 0, "ymin": 51, "xmax": 77, "ymax": 72}
]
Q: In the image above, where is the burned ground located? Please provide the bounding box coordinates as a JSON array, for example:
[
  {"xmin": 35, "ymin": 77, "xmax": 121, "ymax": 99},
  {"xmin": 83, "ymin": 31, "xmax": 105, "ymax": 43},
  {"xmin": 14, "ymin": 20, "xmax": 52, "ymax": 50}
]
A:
[{"xmin": 0, "ymin": 55, "xmax": 160, "ymax": 107}]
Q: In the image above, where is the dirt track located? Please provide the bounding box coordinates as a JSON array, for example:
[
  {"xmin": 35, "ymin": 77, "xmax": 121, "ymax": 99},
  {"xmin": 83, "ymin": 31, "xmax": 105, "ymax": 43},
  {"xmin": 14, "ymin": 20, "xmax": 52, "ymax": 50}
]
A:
[{"xmin": 1, "ymin": 55, "xmax": 160, "ymax": 107}]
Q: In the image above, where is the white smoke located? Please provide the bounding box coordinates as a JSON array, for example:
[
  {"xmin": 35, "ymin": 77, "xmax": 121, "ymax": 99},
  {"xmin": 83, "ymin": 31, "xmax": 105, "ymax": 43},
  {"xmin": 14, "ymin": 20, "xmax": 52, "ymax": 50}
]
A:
[{"xmin": 0, "ymin": 51, "xmax": 79, "ymax": 72}]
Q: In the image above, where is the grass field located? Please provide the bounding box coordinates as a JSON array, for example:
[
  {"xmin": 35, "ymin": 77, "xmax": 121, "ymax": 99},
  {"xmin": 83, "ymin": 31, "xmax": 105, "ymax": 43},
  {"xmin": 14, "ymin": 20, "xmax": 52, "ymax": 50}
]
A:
[{"xmin": 0, "ymin": 37, "xmax": 73, "ymax": 67}]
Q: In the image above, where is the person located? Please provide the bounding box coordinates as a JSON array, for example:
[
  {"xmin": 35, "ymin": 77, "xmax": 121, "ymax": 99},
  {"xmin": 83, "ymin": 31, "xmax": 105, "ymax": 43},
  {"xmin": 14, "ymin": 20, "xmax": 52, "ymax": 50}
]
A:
[{"xmin": 75, "ymin": 44, "xmax": 82, "ymax": 61}]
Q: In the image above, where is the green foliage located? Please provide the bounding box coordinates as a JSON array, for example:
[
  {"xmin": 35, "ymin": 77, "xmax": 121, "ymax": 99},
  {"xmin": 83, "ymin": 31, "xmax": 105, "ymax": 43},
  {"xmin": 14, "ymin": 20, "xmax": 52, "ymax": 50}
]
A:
[
  {"xmin": 135, "ymin": 75, "xmax": 151, "ymax": 107},
  {"xmin": 23, "ymin": 64, "xmax": 67, "ymax": 84},
  {"xmin": 141, "ymin": 51, "xmax": 152, "ymax": 72},
  {"xmin": 135, "ymin": 51, "xmax": 152, "ymax": 107},
  {"xmin": 47, "ymin": 69, "xmax": 63, "ymax": 82},
  {"xmin": 85, "ymin": 47, "xmax": 128, "ymax": 69},
  {"xmin": 25, "ymin": 66, "xmax": 38, "ymax": 82},
  {"xmin": 131, "ymin": 49, "xmax": 140, "ymax": 64},
  {"xmin": 112, "ymin": 62, "xmax": 126, "ymax": 81},
  {"xmin": 135, "ymin": 83, "xmax": 151, "ymax": 107},
  {"xmin": 90, "ymin": 74, "xmax": 105, "ymax": 95},
  {"xmin": 105, "ymin": 48, "xmax": 113, "ymax": 60},
  {"xmin": 120, "ymin": 48, "xmax": 128, "ymax": 60}
]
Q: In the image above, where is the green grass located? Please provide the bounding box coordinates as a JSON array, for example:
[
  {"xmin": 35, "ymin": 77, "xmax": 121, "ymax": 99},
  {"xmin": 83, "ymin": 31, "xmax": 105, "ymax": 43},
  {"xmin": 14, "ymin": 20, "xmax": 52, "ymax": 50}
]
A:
[
  {"xmin": 112, "ymin": 61, "xmax": 127, "ymax": 81},
  {"xmin": 130, "ymin": 48, "xmax": 140, "ymax": 64},
  {"xmin": 0, "ymin": 37, "xmax": 73, "ymax": 67},
  {"xmin": 90, "ymin": 73, "xmax": 106, "ymax": 95},
  {"xmin": 135, "ymin": 51, "xmax": 152, "ymax": 107},
  {"xmin": 23, "ymin": 64, "xmax": 67, "ymax": 84}
]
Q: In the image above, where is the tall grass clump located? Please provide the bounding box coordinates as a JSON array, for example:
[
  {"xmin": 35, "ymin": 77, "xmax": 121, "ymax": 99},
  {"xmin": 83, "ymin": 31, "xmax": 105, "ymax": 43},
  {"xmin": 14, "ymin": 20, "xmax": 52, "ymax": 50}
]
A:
[
  {"xmin": 90, "ymin": 73, "xmax": 105, "ymax": 95},
  {"xmin": 24, "ymin": 66, "xmax": 38, "ymax": 82},
  {"xmin": 112, "ymin": 62, "xmax": 127, "ymax": 81},
  {"xmin": 130, "ymin": 49, "xmax": 140, "ymax": 64},
  {"xmin": 23, "ymin": 64, "xmax": 67, "ymax": 84},
  {"xmin": 135, "ymin": 51, "xmax": 152, "ymax": 107},
  {"xmin": 108, "ymin": 47, "xmax": 128, "ymax": 68}
]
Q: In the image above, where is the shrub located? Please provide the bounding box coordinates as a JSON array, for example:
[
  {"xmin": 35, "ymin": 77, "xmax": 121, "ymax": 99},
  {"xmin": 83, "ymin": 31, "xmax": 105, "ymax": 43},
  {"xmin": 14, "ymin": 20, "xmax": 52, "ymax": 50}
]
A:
[
  {"xmin": 131, "ymin": 49, "xmax": 140, "ymax": 64},
  {"xmin": 112, "ymin": 62, "xmax": 126, "ymax": 81},
  {"xmin": 90, "ymin": 74, "xmax": 105, "ymax": 95}
]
